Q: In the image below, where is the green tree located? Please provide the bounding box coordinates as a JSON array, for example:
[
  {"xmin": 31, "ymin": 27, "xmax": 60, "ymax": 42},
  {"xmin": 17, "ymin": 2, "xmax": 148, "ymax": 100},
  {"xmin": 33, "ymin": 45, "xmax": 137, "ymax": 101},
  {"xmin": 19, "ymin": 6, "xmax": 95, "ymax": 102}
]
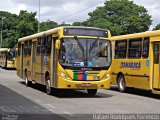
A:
[
  {"xmin": 0, "ymin": 11, "xmax": 19, "ymax": 48},
  {"xmin": 83, "ymin": 0, "xmax": 152, "ymax": 36},
  {"xmin": 72, "ymin": 22, "xmax": 83, "ymax": 26},
  {"xmin": 40, "ymin": 20, "xmax": 58, "ymax": 32},
  {"xmin": 58, "ymin": 22, "xmax": 71, "ymax": 27},
  {"xmin": 17, "ymin": 10, "xmax": 38, "ymax": 38},
  {"xmin": 153, "ymin": 24, "xmax": 160, "ymax": 30}
]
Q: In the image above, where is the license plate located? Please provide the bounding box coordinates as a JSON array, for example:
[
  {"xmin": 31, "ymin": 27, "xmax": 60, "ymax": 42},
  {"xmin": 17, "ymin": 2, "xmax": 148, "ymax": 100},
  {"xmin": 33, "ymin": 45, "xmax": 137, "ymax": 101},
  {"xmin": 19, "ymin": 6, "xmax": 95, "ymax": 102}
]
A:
[{"xmin": 82, "ymin": 83, "xmax": 91, "ymax": 87}]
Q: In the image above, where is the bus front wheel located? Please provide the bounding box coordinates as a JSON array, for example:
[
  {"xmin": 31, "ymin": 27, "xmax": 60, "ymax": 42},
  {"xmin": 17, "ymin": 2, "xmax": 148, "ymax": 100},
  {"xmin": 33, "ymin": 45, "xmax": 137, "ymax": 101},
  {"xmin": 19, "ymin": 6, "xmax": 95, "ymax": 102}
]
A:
[
  {"xmin": 25, "ymin": 71, "xmax": 29, "ymax": 87},
  {"xmin": 46, "ymin": 76, "xmax": 52, "ymax": 95},
  {"xmin": 118, "ymin": 75, "xmax": 126, "ymax": 92},
  {"xmin": 87, "ymin": 89, "xmax": 97, "ymax": 96}
]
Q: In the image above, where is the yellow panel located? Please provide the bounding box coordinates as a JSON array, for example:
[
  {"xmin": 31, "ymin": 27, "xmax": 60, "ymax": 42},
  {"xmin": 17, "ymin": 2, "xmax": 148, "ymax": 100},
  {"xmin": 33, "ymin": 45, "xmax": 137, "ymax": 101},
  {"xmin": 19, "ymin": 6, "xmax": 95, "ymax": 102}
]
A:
[
  {"xmin": 111, "ymin": 74, "xmax": 117, "ymax": 85},
  {"xmin": 132, "ymin": 76, "xmax": 150, "ymax": 89},
  {"xmin": 153, "ymin": 63, "xmax": 159, "ymax": 88}
]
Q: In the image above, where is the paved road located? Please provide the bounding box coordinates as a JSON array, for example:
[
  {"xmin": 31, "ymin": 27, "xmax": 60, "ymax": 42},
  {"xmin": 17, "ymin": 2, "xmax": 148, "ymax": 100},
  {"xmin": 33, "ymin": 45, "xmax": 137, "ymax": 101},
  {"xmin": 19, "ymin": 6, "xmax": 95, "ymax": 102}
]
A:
[{"xmin": 0, "ymin": 68, "xmax": 160, "ymax": 120}]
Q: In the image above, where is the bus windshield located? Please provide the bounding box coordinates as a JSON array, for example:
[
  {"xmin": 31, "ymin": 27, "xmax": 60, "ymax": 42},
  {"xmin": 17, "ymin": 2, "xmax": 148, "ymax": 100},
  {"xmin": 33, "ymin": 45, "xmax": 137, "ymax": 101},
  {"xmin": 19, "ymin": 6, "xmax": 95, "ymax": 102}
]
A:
[
  {"xmin": 60, "ymin": 38, "xmax": 111, "ymax": 69},
  {"xmin": 8, "ymin": 50, "xmax": 15, "ymax": 60}
]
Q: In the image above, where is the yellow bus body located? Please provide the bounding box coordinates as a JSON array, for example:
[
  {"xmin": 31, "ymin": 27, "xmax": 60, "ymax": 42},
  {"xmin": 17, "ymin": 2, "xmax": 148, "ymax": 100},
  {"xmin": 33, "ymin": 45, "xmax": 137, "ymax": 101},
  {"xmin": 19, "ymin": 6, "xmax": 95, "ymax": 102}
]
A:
[
  {"xmin": 110, "ymin": 30, "xmax": 160, "ymax": 94},
  {"xmin": 0, "ymin": 48, "xmax": 16, "ymax": 69},
  {"xmin": 16, "ymin": 26, "xmax": 112, "ymax": 95}
]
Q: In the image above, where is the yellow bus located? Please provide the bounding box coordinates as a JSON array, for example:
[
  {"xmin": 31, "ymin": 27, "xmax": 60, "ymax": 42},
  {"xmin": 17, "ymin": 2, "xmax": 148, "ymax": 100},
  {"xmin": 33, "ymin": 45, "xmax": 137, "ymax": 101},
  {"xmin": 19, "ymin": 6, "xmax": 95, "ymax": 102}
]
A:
[
  {"xmin": 0, "ymin": 48, "xmax": 16, "ymax": 69},
  {"xmin": 16, "ymin": 26, "xmax": 112, "ymax": 95},
  {"xmin": 111, "ymin": 30, "xmax": 160, "ymax": 94}
]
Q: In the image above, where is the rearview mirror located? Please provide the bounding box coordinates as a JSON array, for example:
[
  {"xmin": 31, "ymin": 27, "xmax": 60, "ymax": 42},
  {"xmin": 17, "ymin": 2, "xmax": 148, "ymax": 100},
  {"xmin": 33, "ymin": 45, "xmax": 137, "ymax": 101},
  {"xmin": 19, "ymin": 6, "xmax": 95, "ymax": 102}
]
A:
[{"xmin": 56, "ymin": 39, "xmax": 60, "ymax": 49}]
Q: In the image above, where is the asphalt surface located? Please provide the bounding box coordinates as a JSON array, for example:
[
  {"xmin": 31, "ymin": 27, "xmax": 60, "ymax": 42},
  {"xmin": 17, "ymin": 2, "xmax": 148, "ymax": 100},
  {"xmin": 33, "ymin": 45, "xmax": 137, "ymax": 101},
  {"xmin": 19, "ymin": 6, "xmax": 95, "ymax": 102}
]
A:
[{"xmin": 0, "ymin": 68, "xmax": 160, "ymax": 120}]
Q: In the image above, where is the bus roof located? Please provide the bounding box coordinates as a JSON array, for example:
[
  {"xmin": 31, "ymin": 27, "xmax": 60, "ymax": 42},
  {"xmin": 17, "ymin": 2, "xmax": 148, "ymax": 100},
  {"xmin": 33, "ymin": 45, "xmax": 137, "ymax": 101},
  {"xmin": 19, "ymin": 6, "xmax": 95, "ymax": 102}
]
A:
[
  {"xmin": 110, "ymin": 30, "xmax": 160, "ymax": 41},
  {"xmin": 18, "ymin": 26, "xmax": 109, "ymax": 42}
]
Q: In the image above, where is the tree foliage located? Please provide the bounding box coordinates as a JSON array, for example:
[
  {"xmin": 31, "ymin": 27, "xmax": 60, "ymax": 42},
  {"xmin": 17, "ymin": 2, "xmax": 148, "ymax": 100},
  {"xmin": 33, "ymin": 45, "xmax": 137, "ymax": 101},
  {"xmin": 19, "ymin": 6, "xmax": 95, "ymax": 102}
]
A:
[
  {"xmin": 0, "ymin": 0, "xmax": 154, "ymax": 48},
  {"xmin": 40, "ymin": 20, "xmax": 58, "ymax": 32},
  {"xmin": 0, "ymin": 11, "xmax": 19, "ymax": 48},
  {"xmin": 0, "ymin": 10, "xmax": 60, "ymax": 48},
  {"xmin": 83, "ymin": 0, "xmax": 152, "ymax": 36},
  {"xmin": 17, "ymin": 10, "xmax": 38, "ymax": 37},
  {"xmin": 153, "ymin": 24, "xmax": 160, "ymax": 30}
]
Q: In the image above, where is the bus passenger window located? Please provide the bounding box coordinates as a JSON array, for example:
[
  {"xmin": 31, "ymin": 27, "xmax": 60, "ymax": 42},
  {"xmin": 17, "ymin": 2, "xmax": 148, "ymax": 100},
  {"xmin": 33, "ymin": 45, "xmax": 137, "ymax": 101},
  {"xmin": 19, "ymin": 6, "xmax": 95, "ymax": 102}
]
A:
[
  {"xmin": 128, "ymin": 38, "xmax": 142, "ymax": 58},
  {"xmin": 41, "ymin": 37, "xmax": 46, "ymax": 55},
  {"xmin": 24, "ymin": 41, "xmax": 28, "ymax": 56},
  {"xmin": 37, "ymin": 38, "xmax": 41, "ymax": 55},
  {"xmin": 142, "ymin": 37, "xmax": 149, "ymax": 58},
  {"xmin": 115, "ymin": 40, "xmax": 127, "ymax": 58},
  {"xmin": 18, "ymin": 43, "xmax": 21, "ymax": 56},
  {"xmin": 28, "ymin": 40, "xmax": 32, "ymax": 55},
  {"xmin": 154, "ymin": 44, "xmax": 159, "ymax": 64},
  {"xmin": 45, "ymin": 35, "xmax": 52, "ymax": 55}
]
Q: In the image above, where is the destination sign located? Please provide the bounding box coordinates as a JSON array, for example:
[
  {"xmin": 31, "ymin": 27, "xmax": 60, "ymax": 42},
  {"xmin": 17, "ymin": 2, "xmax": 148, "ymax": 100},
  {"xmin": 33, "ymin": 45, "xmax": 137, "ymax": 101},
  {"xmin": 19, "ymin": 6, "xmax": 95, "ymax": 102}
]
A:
[{"xmin": 63, "ymin": 28, "xmax": 108, "ymax": 37}]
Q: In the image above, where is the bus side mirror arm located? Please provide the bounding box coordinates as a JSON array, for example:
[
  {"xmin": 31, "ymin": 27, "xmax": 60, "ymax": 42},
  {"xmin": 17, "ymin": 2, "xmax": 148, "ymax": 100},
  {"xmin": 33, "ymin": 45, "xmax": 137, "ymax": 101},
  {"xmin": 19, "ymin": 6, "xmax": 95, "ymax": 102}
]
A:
[{"xmin": 56, "ymin": 39, "xmax": 60, "ymax": 49}]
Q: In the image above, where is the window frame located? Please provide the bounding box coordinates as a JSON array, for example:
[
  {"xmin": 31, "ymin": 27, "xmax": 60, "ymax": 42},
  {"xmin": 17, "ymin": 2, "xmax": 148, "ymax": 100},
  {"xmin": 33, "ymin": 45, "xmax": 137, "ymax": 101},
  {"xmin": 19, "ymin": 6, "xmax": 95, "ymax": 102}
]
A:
[
  {"xmin": 154, "ymin": 44, "xmax": 159, "ymax": 64},
  {"xmin": 23, "ymin": 41, "xmax": 28, "ymax": 56},
  {"xmin": 28, "ymin": 40, "xmax": 32, "ymax": 56},
  {"xmin": 37, "ymin": 37, "xmax": 41, "ymax": 56},
  {"xmin": 36, "ymin": 35, "xmax": 52, "ymax": 56},
  {"xmin": 114, "ymin": 40, "xmax": 127, "ymax": 59},
  {"xmin": 142, "ymin": 37, "xmax": 150, "ymax": 58},
  {"xmin": 18, "ymin": 42, "xmax": 21, "ymax": 56},
  {"xmin": 128, "ymin": 38, "xmax": 142, "ymax": 59},
  {"xmin": 45, "ymin": 35, "xmax": 52, "ymax": 55}
]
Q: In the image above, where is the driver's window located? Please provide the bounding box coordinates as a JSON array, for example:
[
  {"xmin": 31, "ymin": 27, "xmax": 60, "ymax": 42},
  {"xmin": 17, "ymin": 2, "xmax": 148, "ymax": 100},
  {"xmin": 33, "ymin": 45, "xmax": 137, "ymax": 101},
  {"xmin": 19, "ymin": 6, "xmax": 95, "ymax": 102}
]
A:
[{"xmin": 101, "ymin": 44, "xmax": 108, "ymax": 57}]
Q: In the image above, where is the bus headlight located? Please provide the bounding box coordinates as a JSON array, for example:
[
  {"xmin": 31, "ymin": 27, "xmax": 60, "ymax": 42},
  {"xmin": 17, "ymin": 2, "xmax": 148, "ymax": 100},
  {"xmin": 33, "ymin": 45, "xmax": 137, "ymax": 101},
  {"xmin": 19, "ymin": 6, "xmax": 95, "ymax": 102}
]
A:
[
  {"xmin": 102, "ymin": 74, "xmax": 110, "ymax": 79},
  {"xmin": 59, "ymin": 71, "xmax": 70, "ymax": 79}
]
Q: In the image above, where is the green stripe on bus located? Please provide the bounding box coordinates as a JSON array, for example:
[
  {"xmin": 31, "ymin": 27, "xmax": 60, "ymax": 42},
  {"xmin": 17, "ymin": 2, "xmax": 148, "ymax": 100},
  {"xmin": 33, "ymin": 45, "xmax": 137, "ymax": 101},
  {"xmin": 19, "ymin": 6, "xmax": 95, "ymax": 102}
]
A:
[{"xmin": 73, "ymin": 71, "xmax": 78, "ymax": 80}]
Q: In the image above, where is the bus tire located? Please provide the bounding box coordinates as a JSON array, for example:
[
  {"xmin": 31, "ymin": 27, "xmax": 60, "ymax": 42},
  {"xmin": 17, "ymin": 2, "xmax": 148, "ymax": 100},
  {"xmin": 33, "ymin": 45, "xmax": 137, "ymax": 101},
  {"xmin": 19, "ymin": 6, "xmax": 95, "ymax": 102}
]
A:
[
  {"xmin": 46, "ymin": 76, "xmax": 52, "ymax": 95},
  {"xmin": 87, "ymin": 89, "xmax": 97, "ymax": 96},
  {"xmin": 118, "ymin": 75, "xmax": 126, "ymax": 92},
  {"xmin": 25, "ymin": 71, "xmax": 29, "ymax": 87}
]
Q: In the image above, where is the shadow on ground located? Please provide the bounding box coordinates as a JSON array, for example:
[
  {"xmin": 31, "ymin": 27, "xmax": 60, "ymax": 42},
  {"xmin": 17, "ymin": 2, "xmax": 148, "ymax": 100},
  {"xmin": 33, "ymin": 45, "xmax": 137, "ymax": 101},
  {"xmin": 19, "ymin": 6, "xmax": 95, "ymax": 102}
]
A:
[
  {"xmin": 0, "ymin": 84, "xmax": 67, "ymax": 120},
  {"xmin": 0, "ymin": 67, "xmax": 16, "ymax": 70},
  {"xmin": 110, "ymin": 85, "xmax": 160, "ymax": 99},
  {"xmin": 19, "ymin": 81, "xmax": 113, "ymax": 98}
]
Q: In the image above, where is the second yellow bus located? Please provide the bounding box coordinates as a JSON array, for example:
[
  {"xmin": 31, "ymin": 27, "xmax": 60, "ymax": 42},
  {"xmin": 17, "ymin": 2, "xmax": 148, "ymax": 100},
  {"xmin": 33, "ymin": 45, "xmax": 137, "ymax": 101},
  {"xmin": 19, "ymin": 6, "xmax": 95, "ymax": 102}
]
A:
[
  {"xmin": 0, "ymin": 48, "xmax": 16, "ymax": 69},
  {"xmin": 111, "ymin": 30, "xmax": 160, "ymax": 94}
]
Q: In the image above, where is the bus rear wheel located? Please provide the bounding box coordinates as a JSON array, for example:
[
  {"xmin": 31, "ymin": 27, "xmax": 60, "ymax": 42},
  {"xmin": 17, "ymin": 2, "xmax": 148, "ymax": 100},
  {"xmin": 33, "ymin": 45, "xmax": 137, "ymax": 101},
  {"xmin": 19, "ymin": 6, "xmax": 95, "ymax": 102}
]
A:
[
  {"xmin": 118, "ymin": 75, "xmax": 126, "ymax": 92},
  {"xmin": 46, "ymin": 76, "xmax": 52, "ymax": 95},
  {"xmin": 87, "ymin": 89, "xmax": 97, "ymax": 96}
]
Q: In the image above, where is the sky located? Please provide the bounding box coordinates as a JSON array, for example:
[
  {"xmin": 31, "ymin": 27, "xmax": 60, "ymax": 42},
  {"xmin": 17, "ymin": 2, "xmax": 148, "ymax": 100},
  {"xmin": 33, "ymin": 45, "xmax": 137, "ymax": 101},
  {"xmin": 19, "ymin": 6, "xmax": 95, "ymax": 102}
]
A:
[{"xmin": 0, "ymin": 0, "xmax": 159, "ymax": 29}]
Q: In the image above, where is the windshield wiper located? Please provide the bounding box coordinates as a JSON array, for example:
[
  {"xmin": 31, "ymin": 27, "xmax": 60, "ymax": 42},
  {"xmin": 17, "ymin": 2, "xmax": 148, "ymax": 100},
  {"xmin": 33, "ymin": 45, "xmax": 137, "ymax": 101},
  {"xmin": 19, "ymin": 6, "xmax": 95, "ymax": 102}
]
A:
[
  {"xmin": 89, "ymin": 37, "xmax": 99, "ymax": 59},
  {"xmin": 74, "ymin": 36, "xmax": 85, "ymax": 59}
]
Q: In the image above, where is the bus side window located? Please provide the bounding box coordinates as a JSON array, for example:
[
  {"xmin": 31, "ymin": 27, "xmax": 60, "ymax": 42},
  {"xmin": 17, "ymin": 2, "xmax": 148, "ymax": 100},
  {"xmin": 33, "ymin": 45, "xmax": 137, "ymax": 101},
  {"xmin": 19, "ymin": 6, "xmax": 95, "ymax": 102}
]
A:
[
  {"xmin": 154, "ymin": 44, "xmax": 159, "ymax": 64},
  {"xmin": 128, "ymin": 38, "xmax": 142, "ymax": 58},
  {"xmin": 28, "ymin": 40, "xmax": 32, "ymax": 56},
  {"xmin": 37, "ymin": 38, "xmax": 41, "ymax": 55},
  {"xmin": 115, "ymin": 40, "xmax": 127, "ymax": 58},
  {"xmin": 45, "ymin": 35, "xmax": 52, "ymax": 55},
  {"xmin": 18, "ymin": 43, "xmax": 21, "ymax": 56},
  {"xmin": 24, "ymin": 41, "xmax": 28, "ymax": 56},
  {"xmin": 41, "ymin": 37, "xmax": 46, "ymax": 55},
  {"xmin": 142, "ymin": 37, "xmax": 149, "ymax": 58}
]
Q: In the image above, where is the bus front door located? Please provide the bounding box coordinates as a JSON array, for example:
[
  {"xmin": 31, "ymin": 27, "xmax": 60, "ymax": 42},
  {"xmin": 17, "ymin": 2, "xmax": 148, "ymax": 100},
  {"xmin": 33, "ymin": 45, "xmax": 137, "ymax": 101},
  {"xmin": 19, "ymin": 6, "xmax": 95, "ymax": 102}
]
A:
[
  {"xmin": 153, "ymin": 43, "xmax": 160, "ymax": 89},
  {"xmin": 20, "ymin": 44, "xmax": 24, "ymax": 78},
  {"xmin": 31, "ymin": 42, "xmax": 36, "ymax": 81}
]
